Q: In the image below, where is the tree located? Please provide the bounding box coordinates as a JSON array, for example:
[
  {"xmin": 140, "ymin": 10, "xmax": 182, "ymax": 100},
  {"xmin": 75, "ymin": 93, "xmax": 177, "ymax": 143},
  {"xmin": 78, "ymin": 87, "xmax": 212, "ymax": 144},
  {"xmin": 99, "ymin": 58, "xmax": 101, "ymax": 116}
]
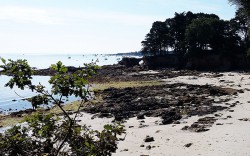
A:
[
  {"xmin": 185, "ymin": 17, "xmax": 242, "ymax": 56},
  {"xmin": 185, "ymin": 18, "xmax": 217, "ymax": 53},
  {"xmin": 0, "ymin": 58, "xmax": 125, "ymax": 156},
  {"xmin": 230, "ymin": 8, "xmax": 250, "ymax": 50},
  {"xmin": 141, "ymin": 21, "xmax": 172, "ymax": 56},
  {"xmin": 141, "ymin": 11, "xmax": 221, "ymax": 57},
  {"xmin": 229, "ymin": 0, "xmax": 250, "ymax": 16},
  {"xmin": 229, "ymin": 1, "xmax": 250, "ymax": 55}
]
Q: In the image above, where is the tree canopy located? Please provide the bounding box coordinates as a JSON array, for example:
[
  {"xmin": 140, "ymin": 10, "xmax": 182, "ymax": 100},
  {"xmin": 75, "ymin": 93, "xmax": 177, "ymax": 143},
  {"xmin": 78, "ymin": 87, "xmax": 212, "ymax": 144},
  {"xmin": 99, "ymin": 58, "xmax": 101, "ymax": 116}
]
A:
[
  {"xmin": 0, "ymin": 59, "xmax": 125, "ymax": 156},
  {"xmin": 141, "ymin": 11, "xmax": 249, "ymax": 57},
  {"xmin": 229, "ymin": 0, "xmax": 250, "ymax": 16}
]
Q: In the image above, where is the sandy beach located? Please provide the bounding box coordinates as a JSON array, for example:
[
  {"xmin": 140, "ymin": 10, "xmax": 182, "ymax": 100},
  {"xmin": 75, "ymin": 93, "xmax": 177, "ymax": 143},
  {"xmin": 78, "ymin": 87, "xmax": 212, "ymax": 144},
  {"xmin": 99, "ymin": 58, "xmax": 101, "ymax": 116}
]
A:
[
  {"xmin": 1, "ymin": 70, "xmax": 250, "ymax": 156},
  {"xmin": 72, "ymin": 71, "xmax": 250, "ymax": 156}
]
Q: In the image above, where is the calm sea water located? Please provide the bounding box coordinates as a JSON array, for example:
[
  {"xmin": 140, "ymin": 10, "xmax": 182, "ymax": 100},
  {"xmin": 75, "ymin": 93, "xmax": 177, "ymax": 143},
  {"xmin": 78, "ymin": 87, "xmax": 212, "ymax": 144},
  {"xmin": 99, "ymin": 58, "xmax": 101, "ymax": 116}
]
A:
[
  {"xmin": 0, "ymin": 53, "xmax": 123, "ymax": 69},
  {"xmin": 0, "ymin": 53, "xmax": 137, "ymax": 114}
]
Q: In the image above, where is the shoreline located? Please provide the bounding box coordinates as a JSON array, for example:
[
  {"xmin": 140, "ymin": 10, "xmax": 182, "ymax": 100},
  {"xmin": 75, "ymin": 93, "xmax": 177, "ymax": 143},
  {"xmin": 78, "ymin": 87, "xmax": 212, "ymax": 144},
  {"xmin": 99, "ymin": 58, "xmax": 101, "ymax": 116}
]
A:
[
  {"xmin": 1, "ymin": 65, "xmax": 250, "ymax": 155},
  {"xmin": 111, "ymin": 71, "xmax": 250, "ymax": 155}
]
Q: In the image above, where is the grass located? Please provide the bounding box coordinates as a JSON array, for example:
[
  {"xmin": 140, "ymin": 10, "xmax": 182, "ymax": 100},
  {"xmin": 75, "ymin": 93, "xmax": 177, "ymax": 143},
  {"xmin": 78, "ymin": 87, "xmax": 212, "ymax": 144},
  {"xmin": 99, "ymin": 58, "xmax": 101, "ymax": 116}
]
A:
[
  {"xmin": 49, "ymin": 101, "xmax": 83, "ymax": 114},
  {"xmin": 0, "ymin": 115, "xmax": 24, "ymax": 127},
  {"xmin": 93, "ymin": 80, "xmax": 163, "ymax": 91}
]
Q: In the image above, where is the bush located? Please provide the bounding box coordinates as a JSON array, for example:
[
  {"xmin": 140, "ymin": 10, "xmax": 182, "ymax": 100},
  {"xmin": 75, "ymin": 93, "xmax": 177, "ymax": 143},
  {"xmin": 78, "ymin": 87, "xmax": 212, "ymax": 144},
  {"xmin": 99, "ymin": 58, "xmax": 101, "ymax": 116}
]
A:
[{"xmin": 0, "ymin": 58, "xmax": 125, "ymax": 156}]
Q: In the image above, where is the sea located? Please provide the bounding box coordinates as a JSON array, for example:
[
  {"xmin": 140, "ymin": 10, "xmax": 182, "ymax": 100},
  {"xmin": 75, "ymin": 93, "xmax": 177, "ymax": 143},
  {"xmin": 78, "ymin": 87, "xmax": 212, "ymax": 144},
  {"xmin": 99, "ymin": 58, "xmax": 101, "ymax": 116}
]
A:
[{"xmin": 0, "ymin": 53, "xmax": 140, "ymax": 114}]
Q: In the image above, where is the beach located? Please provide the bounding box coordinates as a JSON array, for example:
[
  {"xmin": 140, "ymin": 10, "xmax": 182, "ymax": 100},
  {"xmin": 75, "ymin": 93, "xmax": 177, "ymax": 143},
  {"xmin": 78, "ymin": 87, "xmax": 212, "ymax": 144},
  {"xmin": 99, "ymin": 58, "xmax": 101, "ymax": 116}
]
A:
[
  {"xmin": 0, "ymin": 54, "xmax": 141, "ymax": 114},
  {"xmin": 110, "ymin": 72, "xmax": 250, "ymax": 156},
  {"xmin": 1, "ymin": 64, "xmax": 250, "ymax": 156},
  {"xmin": 0, "ymin": 0, "xmax": 246, "ymax": 155},
  {"xmin": 70, "ymin": 70, "xmax": 250, "ymax": 155}
]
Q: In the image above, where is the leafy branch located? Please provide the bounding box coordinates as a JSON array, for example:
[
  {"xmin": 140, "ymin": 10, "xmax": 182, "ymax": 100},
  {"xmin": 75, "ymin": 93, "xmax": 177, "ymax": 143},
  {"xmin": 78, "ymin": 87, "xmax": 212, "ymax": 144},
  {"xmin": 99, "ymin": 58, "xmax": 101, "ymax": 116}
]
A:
[{"xmin": 0, "ymin": 58, "xmax": 125, "ymax": 156}]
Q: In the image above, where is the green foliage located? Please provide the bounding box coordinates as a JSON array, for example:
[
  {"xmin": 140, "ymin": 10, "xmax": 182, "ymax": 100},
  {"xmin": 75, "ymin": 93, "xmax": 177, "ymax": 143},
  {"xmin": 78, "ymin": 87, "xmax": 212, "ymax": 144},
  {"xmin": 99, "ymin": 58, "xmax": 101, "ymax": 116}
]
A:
[
  {"xmin": 49, "ymin": 61, "xmax": 100, "ymax": 99},
  {"xmin": 141, "ymin": 12, "xmax": 220, "ymax": 56},
  {"xmin": 141, "ymin": 21, "xmax": 174, "ymax": 56},
  {"xmin": 230, "ymin": 8, "xmax": 250, "ymax": 50},
  {"xmin": 27, "ymin": 95, "xmax": 49, "ymax": 109},
  {"xmin": 0, "ymin": 113, "xmax": 125, "ymax": 156},
  {"xmin": 229, "ymin": 0, "xmax": 250, "ymax": 17},
  {"xmin": 141, "ymin": 11, "xmax": 248, "ymax": 58},
  {"xmin": 0, "ymin": 126, "xmax": 32, "ymax": 156},
  {"xmin": 0, "ymin": 59, "xmax": 33, "ymax": 90},
  {"xmin": 69, "ymin": 123, "xmax": 125, "ymax": 156},
  {"xmin": 0, "ymin": 59, "xmax": 125, "ymax": 156},
  {"xmin": 185, "ymin": 17, "xmax": 237, "ymax": 55}
]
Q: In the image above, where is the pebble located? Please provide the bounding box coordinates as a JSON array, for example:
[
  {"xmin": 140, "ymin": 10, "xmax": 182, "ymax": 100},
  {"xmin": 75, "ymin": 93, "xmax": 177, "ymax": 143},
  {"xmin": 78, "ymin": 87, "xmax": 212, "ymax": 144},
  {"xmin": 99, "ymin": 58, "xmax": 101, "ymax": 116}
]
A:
[
  {"xmin": 144, "ymin": 136, "xmax": 154, "ymax": 142},
  {"xmin": 184, "ymin": 143, "xmax": 193, "ymax": 148}
]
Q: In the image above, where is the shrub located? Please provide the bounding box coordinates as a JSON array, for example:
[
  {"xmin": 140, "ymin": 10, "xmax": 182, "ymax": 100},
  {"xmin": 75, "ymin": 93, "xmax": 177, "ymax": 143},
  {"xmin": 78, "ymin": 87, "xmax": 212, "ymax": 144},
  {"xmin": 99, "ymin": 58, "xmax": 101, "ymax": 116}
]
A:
[{"xmin": 0, "ymin": 58, "xmax": 125, "ymax": 156}]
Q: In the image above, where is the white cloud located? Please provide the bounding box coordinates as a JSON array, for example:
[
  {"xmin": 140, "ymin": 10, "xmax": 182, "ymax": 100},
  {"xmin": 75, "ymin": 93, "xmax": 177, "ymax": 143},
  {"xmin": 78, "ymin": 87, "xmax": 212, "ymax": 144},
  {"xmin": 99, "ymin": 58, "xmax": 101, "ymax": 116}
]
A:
[
  {"xmin": 59, "ymin": 9, "xmax": 165, "ymax": 26},
  {"xmin": 0, "ymin": 6, "xmax": 65, "ymax": 25},
  {"xmin": 0, "ymin": 5, "xmax": 165, "ymax": 26}
]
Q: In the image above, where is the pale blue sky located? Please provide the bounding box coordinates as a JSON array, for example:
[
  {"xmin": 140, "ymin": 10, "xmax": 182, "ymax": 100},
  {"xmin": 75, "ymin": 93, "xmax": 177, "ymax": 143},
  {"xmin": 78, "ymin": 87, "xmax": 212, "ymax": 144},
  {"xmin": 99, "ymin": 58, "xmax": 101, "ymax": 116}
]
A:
[{"xmin": 0, "ymin": 0, "xmax": 236, "ymax": 54}]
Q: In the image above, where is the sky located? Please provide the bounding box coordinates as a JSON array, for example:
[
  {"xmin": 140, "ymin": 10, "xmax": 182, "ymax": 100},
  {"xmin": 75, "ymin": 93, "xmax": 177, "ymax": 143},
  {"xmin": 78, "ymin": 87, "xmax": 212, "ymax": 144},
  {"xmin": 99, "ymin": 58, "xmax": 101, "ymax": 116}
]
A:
[{"xmin": 0, "ymin": 0, "xmax": 237, "ymax": 54}]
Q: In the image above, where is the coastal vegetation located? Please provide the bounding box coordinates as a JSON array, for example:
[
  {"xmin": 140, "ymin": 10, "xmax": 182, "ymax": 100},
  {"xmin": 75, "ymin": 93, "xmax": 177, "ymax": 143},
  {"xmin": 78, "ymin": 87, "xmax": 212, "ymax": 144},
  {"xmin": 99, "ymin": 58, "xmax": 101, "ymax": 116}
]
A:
[
  {"xmin": 229, "ymin": 0, "xmax": 250, "ymax": 16},
  {"xmin": 0, "ymin": 1, "xmax": 249, "ymax": 155},
  {"xmin": 0, "ymin": 59, "xmax": 125, "ymax": 156},
  {"xmin": 141, "ymin": 10, "xmax": 249, "ymax": 58}
]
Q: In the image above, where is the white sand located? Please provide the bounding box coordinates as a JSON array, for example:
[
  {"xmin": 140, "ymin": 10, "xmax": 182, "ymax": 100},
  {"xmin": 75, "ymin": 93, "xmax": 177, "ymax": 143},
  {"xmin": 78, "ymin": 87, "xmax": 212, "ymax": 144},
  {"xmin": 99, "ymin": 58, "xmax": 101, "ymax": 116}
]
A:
[
  {"xmin": 94, "ymin": 72, "xmax": 250, "ymax": 156},
  {"xmin": 3, "ymin": 72, "xmax": 250, "ymax": 155}
]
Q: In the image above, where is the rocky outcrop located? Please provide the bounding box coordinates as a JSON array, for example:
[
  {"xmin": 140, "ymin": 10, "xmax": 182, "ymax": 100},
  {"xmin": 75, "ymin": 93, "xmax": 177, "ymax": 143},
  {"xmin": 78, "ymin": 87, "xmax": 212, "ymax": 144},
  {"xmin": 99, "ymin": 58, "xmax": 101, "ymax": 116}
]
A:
[
  {"xmin": 186, "ymin": 54, "xmax": 250, "ymax": 70},
  {"xmin": 142, "ymin": 54, "xmax": 250, "ymax": 71},
  {"xmin": 118, "ymin": 57, "xmax": 142, "ymax": 67},
  {"xmin": 143, "ymin": 55, "xmax": 180, "ymax": 69},
  {"xmin": 34, "ymin": 66, "xmax": 82, "ymax": 76},
  {"xmin": 84, "ymin": 83, "xmax": 238, "ymax": 123}
]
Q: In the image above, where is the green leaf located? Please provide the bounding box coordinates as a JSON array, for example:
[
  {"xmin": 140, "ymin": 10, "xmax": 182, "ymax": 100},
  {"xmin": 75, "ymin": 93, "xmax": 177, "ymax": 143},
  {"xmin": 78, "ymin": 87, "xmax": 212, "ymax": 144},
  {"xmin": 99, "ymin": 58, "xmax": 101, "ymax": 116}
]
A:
[
  {"xmin": 104, "ymin": 125, "xmax": 112, "ymax": 131},
  {"xmin": 1, "ymin": 58, "xmax": 6, "ymax": 64}
]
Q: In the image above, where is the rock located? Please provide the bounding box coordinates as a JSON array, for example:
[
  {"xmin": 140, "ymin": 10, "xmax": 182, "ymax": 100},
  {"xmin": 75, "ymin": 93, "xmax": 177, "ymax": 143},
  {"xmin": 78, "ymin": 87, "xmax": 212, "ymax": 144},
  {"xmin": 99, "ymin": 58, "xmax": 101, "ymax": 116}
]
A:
[
  {"xmin": 144, "ymin": 136, "xmax": 154, "ymax": 142},
  {"xmin": 140, "ymin": 145, "xmax": 145, "ymax": 147},
  {"xmin": 139, "ymin": 124, "xmax": 149, "ymax": 128},
  {"xmin": 146, "ymin": 145, "xmax": 151, "ymax": 150},
  {"xmin": 173, "ymin": 121, "xmax": 181, "ymax": 124},
  {"xmin": 161, "ymin": 110, "xmax": 182, "ymax": 125},
  {"xmin": 184, "ymin": 143, "xmax": 193, "ymax": 148},
  {"xmin": 182, "ymin": 126, "xmax": 189, "ymax": 130},
  {"xmin": 238, "ymin": 89, "xmax": 244, "ymax": 93},
  {"xmin": 182, "ymin": 117, "xmax": 216, "ymax": 132},
  {"xmin": 216, "ymin": 123, "xmax": 223, "ymax": 125},
  {"xmin": 137, "ymin": 113, "xmax": 145, "ymax": 120},
  {"xmin": 98, "ymin": 113, "xmax": 113, "ymax": 118},
  {"xmin": 83, "ymin": 83, "xmax": 235, "ymax": 124},
  {"xmin": 118, "ymin": 57, "xmax": 142, "ymax": 67},
  {"xmin": 10, "ymin": 109, "xmax": 35, "ymax": 117},
  {"xmin": 16, "ymin": 114, "xmax": 22, "ymax": 117},
  {"xmin": 213, "ymin": 74, "xmax": 224, "ymax": 77},
  {"xmin": 238, "ymin": 118, "xmax": 250, "ymax": 121},
  {"xmin": 195, "ymin": 128, "xmax": 209, "ymax": 132}
]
